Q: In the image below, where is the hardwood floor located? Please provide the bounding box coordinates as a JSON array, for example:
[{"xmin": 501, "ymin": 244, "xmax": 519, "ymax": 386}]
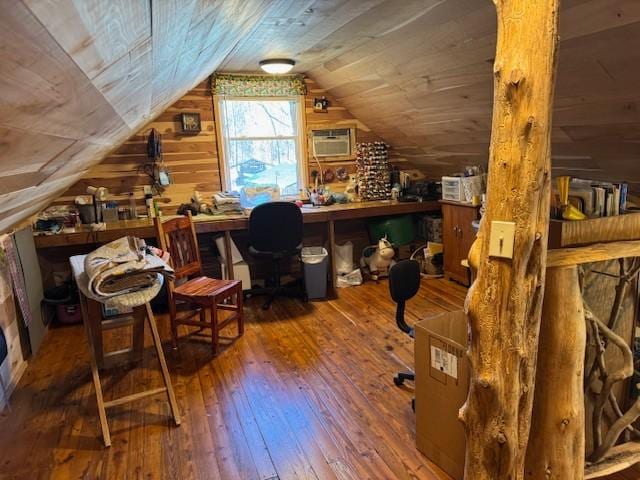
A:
[{"xmin": 1, "ymin": 278, "xmax": 639, "ymax": 479}]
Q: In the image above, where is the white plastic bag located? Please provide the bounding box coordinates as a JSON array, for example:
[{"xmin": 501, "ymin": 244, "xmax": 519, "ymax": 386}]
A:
[
  {"xmin": 336, "ymin": 268, "xmax": 363, "ymax": 288},
  {"xmin": 335, "ymin": 241, "xmax": 354, "ymax": 275}
]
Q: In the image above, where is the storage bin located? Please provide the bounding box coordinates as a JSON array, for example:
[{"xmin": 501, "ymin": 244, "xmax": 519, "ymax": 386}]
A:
[
  {"xmin": 43, "ymin": 283, "xmax": 82, "ymax": 325},
  {"xmin": 301, "ymin": 247, "xmax": 328, "ymax": 299},
  {"xmin": 461, "ymin": 175, "xmax": 484, "ymax": 203},
  {"xmin": 367, "ymin": 214, "xmax": 416, "ymax": 246},
  {"xmin": 56, "ymin": 304, "xmax": 82, "ymax": 324},
  {"xmin": 421, "ymin": 215, "xmax": 443, "ymax": 242},
  {"xmin": 441, "ymin": 176, "xmax": 465, "ymax": 202}
]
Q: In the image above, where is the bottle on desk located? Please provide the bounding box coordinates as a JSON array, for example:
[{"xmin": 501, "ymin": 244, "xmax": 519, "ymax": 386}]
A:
[{"xmin": 128, "ymin": 192, "xmax": 137, "ymax": 220}]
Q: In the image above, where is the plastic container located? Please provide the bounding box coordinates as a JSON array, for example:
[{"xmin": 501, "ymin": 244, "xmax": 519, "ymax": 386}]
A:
[
  {"xmin": 367, "ymin": 214, "xmax": 416, "ymax": 246},
  {"xmin": 128, "ymin": 192, "xmax": 137, "ymax": 219},
  {"xmin": 461, "ymin": 175, "xmax": 484, "ymax": 203},
  {"xmin": 78, "ymin": 204, "xmax": 96, "ymax": 224},
  {"xmin": 43, "ymin": 284, "xmax": 82, "ymax": 325},
  {"xmin": 56, "ymin": 304, "xmax": 82, "ymax": 324},
  {"xmin": 301, "ymin": 247, "xmax": 328, "ymax": 299},
  {"xmin": 239, "ymin": 185, "xmax": 280, "ymax": 208},
  {"xmin": 441, "ymin": 176, "xmax": 465, "ymax": 202}
]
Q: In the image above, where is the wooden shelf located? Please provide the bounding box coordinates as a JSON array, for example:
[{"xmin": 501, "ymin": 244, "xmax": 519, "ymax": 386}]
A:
[
  {"xmin": 438, "ymin": 199, "xmax": 480, "ymax": 209},
  {"xmin": 549, "ymin": 212, "xmax": 640, "ymax": 249}
]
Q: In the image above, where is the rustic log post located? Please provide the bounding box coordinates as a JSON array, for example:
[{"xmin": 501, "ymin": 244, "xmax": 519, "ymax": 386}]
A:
[
  {"xmin": 524, "ymin": 266, "xmax": 585, "ymax": 479},
  {"xmin": 460, "ymin": 1, "xmax": 560, "ymax": 478}
]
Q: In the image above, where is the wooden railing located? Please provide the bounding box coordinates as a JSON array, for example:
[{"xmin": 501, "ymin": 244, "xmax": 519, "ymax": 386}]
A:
[{"xmin": 526, "ymin": 239, "xmax": 640, "ymax": 479}]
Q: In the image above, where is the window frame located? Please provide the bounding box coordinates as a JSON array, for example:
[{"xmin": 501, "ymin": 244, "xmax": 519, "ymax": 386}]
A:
[{"xmin": 213, "ymin": 95, "xmax": 308, "ymax": 197}]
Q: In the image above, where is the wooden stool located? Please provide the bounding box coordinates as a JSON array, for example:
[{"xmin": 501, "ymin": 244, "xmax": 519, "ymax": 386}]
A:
[
  {"xmin": 71, "ymin": 256, "xmax": 180, "ymax": 447},
  {"xmin": 155, "ymin": 213, "xmax": 244, "ymax": 354}
]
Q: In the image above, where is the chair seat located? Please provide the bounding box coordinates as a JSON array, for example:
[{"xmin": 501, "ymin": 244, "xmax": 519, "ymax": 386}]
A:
[
  {"xmin": 248, "ymin": 244, "xmax": 302, "ymax": 259},
  {"xmin": 173, "ymin": 276, "xmax": 240, "ymax": 302}
]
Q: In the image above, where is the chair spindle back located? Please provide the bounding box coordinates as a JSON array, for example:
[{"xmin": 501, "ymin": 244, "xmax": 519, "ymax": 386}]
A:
[{"xmin": 154, "ymin": 212, "xmax": 203, "ymax": 280}]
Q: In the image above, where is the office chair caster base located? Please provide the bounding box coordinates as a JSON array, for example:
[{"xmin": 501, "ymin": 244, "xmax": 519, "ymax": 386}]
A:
[
  {"xmin": 394, "ymin": 371, "xmax": 415, "ymax": 386},
  {"xmin": 262, "ymin": 296, "xmax": 275, "ymax": 310}
]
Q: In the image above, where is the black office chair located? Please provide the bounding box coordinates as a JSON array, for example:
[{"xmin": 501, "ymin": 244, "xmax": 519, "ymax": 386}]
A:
[
  {"xmin": 247, "ymin": 201, "xmax": 307, "ymax": 310},
  {"xmin": 389, "ymin": 259, "xmax": 421, "ymax": 389}
]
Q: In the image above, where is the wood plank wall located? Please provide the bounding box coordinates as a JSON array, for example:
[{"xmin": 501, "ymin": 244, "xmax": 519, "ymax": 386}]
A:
[
  {"xmin": 51, "ymin": 80, "xmax": 220, "ymax": 215},
  {"xmin": 49, "ymin": 76, "xmax": 412, "ymax": 214}
]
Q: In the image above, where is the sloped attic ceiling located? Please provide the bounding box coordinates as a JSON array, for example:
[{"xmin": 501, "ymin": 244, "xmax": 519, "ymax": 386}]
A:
[
  {"xmin": 1, "ymin": 0, "xmax": 640, "ymax": 233},
  {"xmin": 0, "ymin": 0, "xmax": 280, "ymax": 233},
  {"xmin": 222, "ymin": 0, "xmax": 640, "ymax": 182}
]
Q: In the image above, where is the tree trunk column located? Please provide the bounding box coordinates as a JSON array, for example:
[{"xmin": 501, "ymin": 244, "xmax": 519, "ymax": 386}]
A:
[
  {"xmin": 525, "ymin": 266, "xmax": 586, "ymax": 479},
  {"xmin": 460, "ymin": 0, "xmax": 560, "ymax": 478}
]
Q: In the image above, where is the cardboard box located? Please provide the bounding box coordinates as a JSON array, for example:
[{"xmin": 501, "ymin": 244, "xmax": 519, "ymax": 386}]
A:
[
  {"xmin": 220, "ymin": 260, "xmax": 252, "ymax": 291},
  {"xmin": 415, "ymin": 310, "xmax": 470, "ymax": 480}
]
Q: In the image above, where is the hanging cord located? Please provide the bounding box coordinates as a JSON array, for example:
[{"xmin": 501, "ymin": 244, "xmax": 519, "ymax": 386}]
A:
[{"xmin": 311, "ymin": 135, "xmax": 324, "ymax": 185}]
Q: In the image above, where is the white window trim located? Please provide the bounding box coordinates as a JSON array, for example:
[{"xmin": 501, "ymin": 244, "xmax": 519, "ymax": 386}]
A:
[{"xmin": 214, "ymin": 95, "xmax": 308, "ymax": 197}]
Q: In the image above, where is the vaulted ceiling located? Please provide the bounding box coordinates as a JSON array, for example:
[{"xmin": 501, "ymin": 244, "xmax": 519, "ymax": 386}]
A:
[{"xmin": 1, "ymin": 0, "xmax": 639, "ymax": 233}]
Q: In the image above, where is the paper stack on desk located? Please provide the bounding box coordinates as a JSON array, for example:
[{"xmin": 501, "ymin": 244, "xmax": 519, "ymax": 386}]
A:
[{"xmin": 213, "ymin": 192, "xmax": 242, "ymax": 215}]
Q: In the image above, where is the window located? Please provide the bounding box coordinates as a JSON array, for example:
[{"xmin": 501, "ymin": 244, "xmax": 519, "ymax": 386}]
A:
[{"xmin": 217, "ymin": 97, "xmax": 305, "ymax": 196}]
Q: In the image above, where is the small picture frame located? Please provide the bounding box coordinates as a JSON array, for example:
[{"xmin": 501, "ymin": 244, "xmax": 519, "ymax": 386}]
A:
[{"xmin": 180, "ymin": 112, "xmax": 201, "ymax": 133}]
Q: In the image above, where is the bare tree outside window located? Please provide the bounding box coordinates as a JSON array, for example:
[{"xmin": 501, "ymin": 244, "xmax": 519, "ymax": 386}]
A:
[{"xmin": 219, "ymin": 98, "xmax": 303, "ymax": 195}]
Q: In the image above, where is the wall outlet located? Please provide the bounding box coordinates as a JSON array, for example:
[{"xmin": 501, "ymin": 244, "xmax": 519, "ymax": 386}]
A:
[{"xmin": 489, "ymin": 221, "xmax": 516, "ymax": 259}]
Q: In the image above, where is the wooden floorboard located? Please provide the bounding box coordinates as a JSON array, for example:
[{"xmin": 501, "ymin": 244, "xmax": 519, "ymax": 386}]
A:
[{"xmin": 0, "ymin": 278, "xmax": 638, "ymax": 479}]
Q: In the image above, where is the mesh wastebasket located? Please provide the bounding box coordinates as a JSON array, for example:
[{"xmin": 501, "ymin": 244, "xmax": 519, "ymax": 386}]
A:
[{"xmin": 301, "ymin": 247, "xmax": 328, "ymax": 299}]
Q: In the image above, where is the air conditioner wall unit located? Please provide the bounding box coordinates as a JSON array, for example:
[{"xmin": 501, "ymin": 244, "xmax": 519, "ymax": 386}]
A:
[{"xmin": 311, "ymin": 128, "xmax": 352, "ymax": 157}]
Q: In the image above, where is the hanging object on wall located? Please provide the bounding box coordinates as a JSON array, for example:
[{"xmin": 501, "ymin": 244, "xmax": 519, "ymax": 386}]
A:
[
  {"xmin": 146, "ymin": 128, "xmax": 162, "ymax": 159},
  {"xmin": 313, "ymin": 96, "xmax": 329, "ymax": 113},
  {"xmin": 323, "ymin": 169, "xmax": 335, "ymax": 183},
  {"xmin": 0, "ymin": 234, "xmax": 32, "ymax": 328},
  {"xmin": 180, "ymin": 112, "xmax": 201, "ymax": 134},
  {"xmin": 336, "ymin": 167, "xmax": 349, "ymax": 181},
  {"xmin": 142, "ymin": 128, "xmax": 171, "ymax": 193},
  {"xmin": 356, "ymin": 142, "xmax": 391, "ymax": 201}
]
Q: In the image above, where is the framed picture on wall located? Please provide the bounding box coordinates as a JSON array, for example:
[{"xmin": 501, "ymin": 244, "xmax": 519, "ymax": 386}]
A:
[{"xmin": 180, "ymin": 112, "xmax": 201, "ymax": 134}]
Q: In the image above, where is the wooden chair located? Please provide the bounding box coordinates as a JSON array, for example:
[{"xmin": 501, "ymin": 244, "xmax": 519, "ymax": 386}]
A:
[{"xmin": 154, "ymin": 212, "xmax": 243, "ymax": 354}]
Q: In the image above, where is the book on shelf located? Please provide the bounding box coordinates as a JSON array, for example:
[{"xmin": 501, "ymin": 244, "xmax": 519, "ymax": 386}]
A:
[{"xmin": 558, "ymin": 178, "xmax": 628, "ymax": 219}]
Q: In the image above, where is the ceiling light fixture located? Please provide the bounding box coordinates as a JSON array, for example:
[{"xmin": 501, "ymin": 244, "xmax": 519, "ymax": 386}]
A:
[{"xmin": 259, "ymin": 59, "xmax": 295, "ymax": 74}]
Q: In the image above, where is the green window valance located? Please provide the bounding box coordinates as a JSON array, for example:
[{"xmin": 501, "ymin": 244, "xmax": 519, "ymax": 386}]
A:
[{"xmin": 213, "ymin": 73, "xmax": 306, "ymax": 97}]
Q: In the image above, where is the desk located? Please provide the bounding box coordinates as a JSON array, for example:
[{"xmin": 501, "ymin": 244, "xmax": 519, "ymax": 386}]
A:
[{"xmin": 36, "ymin": 200, "xmax": 441, "ymax": 283}]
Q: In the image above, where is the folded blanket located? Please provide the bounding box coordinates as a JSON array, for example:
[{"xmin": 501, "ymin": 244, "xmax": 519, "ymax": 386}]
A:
[
  {"xmin": 213, "ymin": 191, "xmax": 240, "ymax": 205},
  {"xmin": 84, "ymin": 236, "xmax": 174, "ymax": 298}
]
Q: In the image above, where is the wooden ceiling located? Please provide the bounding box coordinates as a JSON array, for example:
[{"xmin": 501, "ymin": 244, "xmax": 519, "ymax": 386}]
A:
[
  {"xmin": 0, "ymin": 0, "xmax": 278, "ymax": 232},
  {"xmin": 2, "ymin": 0, "xmax": 640, "ymax": 232},
  {"xmin": 222, "ymin": 0, "xmax": 640, "ymax": 183}
]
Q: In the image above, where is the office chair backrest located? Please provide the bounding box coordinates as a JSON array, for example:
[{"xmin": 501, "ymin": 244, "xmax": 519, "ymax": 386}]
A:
[
  {"xmin": 154, "ymin": 211, "xmax": 203, "ymax": 280},
  {"xmin": 389, "ymin": 259, "xmax": 421, "ymax": 336},
  {"xmin": 249, "ymin": 201, "xmax": 303, "ymax": 253}
]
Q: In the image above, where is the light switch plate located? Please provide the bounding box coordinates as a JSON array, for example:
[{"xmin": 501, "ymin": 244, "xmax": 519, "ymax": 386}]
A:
[{"xmin": 489, "ymin": 220, "xmax": 516, "ymax": 259}]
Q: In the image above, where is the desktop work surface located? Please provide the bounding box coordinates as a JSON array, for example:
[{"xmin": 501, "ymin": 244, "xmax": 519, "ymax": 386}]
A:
[{"xmin": 34, "ymin": 200, "xmax": 441, "ymax": 282}]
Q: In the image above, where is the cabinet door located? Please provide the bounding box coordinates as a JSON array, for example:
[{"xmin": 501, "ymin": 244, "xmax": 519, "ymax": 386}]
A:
[
  {"xmin": 442, "ymin": 203, "xmax": 479, "ymax": 285},
  {"xmin": 457, "ymin": 207, "xmax": 479, "ymax": 265},
  {"xmin": 441, "ymin": 204, "xmax": 460, "ymax": 279}
]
